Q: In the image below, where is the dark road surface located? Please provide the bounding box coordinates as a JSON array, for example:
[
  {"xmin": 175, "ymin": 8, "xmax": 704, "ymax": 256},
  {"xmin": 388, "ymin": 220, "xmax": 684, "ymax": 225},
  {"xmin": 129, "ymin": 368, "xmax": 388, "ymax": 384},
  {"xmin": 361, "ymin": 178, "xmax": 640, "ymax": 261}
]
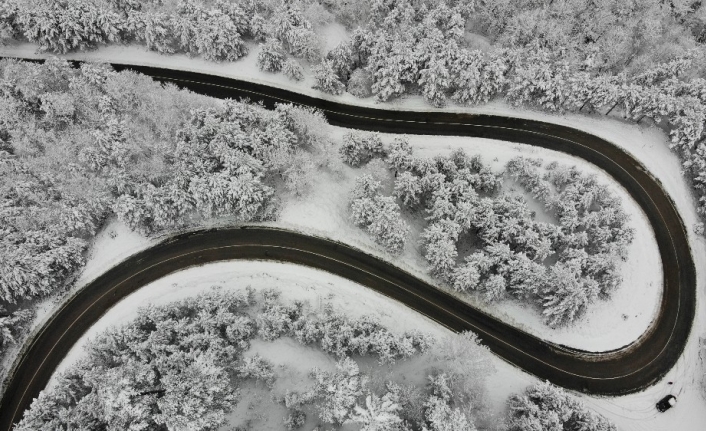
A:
[{"xmin": 0, "ymin": 59, "xmax": 696, "ymax": 429}]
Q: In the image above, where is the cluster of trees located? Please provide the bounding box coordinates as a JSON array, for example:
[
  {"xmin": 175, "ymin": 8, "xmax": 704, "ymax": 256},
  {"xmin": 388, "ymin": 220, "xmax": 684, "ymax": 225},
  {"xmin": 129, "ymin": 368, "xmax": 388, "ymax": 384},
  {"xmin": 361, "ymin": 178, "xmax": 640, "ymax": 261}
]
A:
[
  {"xmin": 339, "ymin": 132, "xmax": 408, "ymax": 254},
  {"xmin": 378, "ymin": 143, "xmax": 632, "ymax": 327},
  {"xmin": 339, "ymin": 134, "xmax": 632, "ymax": 326},
  {"xmin": 315, "ymin": 0, "xmax": 701, "ymax": 103},
  {"xmin": 283, "ymin": 330, "xmax": 490, "ymax": 431},
  {"xmin": 350, "ymin": 174, "xmax": 409, "ymax": 254},
  {"xmin": 1, "ymin": 59, "xmax": 125, "ymax": 357},
  {"xmin": 16, "ymin": 291, "xmax": 259, "ymax": 430},
  {"xmin": 0, "ymin": 58, "xmax": 331, "ymax": 362},
  {"xmin": 12, "ymin": 287, "xmax": 463, "ymax": 430},
  {"xmin": 507, "ymin": 157, "xmax": 634, "ymax": 325},
  {"xmin": 5, "ymin": 1, "xmax": 706, "ymax": 226},
  {"xmin": 303, "ymin": 0, "xmax": 706, "ymax": 228},
  {"xmin": 0, "ymin": 57, "xmax": 210, "ymax": 312},
  {"xmin": 112, "ymin": 99, "xmax": 310, "ymax": 233},
  {"xmin": 257, "ymin": 289, "xmax": 430, "ymax": 364},
  {"xmin": 0, "ymin": 0, "xmax": 321, "ymax": 64},
  {"xmin": 507, "ymin": 382, "xmax": 617, "ymax": 431}
]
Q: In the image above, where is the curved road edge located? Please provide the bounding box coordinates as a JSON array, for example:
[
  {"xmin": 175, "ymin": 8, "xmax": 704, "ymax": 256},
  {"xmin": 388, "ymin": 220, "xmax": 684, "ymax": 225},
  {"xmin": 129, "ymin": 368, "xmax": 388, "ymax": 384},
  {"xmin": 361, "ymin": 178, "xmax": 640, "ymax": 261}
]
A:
[{"xmin": 0, "ymin": 57, "xmax": 696, "ymax": 429}]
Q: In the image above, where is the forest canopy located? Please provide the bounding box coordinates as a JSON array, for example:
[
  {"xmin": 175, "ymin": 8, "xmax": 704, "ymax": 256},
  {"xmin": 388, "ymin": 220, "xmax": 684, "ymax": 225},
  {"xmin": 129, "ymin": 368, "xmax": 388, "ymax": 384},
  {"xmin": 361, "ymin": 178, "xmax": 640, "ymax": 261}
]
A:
[{"xmin": 0, "ymin": 57, "xmax": 332, "ymax": 360}]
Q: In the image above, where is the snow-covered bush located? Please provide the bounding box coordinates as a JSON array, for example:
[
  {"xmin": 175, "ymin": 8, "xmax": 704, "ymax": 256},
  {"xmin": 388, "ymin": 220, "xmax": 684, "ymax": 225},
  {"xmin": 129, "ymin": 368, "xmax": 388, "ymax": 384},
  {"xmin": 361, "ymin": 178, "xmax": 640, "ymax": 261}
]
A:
[
  {"xmin": 284, "ymin": 409, "xmax": 306, "ymax": 430},
  {"xmin": 350, "ymin": 174, "xmax": 409, "ymax": 254},
  {"xmin": 310, "ymin": 357, "xmax": 366, "ymax": 425},
  {"xmin": 347, "ymin": 67, "xmax": 373, "ymax": 98},
  {"xmin": 238, "ymin": 354, "xmax": 276, "ymax": 388},
  {"xmin": 257, "ymin": 38, "xmax": 285, "ymax": 72},
  {"xmin": 347, "ymin": 392, "xmax": 403, "ymax": 431},
  {"xmin": 0, "ymin": 306, "xmax": 34, "ymax": 354},
  {"xmin": 507, "ymin": 382, "xmax": 616, "ymax": 431},
  {"xmin": 283, "ymin": 58, "xmax": 304, "ymax": 81},
  {"xmin": 312, "ymin": 60, "xmax": 345, "ymax": 95},
  {"xmin": 340, "ymin": 131, "xmax": 386, "ymax": 167}
]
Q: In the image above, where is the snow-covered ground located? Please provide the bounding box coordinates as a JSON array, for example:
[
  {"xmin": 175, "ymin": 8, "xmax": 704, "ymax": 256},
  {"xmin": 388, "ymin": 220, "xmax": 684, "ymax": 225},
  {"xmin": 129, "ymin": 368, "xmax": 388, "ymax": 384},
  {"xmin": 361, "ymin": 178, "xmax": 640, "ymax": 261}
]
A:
[{"xmin": 3, "ymin": 41, "xmax": 705, "ymax": 430}]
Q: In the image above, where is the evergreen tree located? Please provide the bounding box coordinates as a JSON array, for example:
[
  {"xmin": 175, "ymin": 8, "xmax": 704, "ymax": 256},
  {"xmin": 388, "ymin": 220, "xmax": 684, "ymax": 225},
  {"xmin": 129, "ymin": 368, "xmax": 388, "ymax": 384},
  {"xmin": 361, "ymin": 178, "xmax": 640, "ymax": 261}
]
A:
[
  {"xmin": 282, "ymin": 58, "xmax": 304, "ymax": 81},
  {"xmin": 257, "ymin": 38, "xmax": 285, "ymax": 73},
  {"xmin": 340, "ymin": 131, "xmax": 386, "ymax": 167},
  {"xmin": 312, "ymin": 60, "xmax": 345, "ymax": 95}
]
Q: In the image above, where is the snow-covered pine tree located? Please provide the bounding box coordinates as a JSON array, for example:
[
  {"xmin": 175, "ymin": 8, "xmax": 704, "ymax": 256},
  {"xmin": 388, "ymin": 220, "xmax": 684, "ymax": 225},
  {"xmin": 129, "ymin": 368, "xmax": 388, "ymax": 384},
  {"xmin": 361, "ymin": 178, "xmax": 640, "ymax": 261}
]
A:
[
  {"xmin": 367, "ymin": 33, "xmax": 415, "ymax": 101},
  {"xmin": 350, "ymin": 174, "xmax": 409, "ymax": 254},
  {"xmin": 420, "ymin": 220, "xmax": 460, "ymax": 282},
  {"xmin": 340, "ymin": 131, "xmax": 386, "ymax": 167},
  {"xmin": 282, "ymin": 58, "xmax": 304, "ymax": 81},
  {"xmin": 0, "ymin": 306, "xmax": 33, "ymax": 353},
  {"xmin": 310, "ymin": 358, "xmax": 366, "ymax": 425},
  {"xmin": 348, "ymin": 67, "xmax": 374, "ymax": 98},
  {"xmin": 347, "ymin": 392, "xmax": 402, "ymax": 431},
  {"xmin": 419, "ymin": 53, "xmax": 451, "ymax": 107},
  {"xmin": 327, "ymin": 40, "xmax": 357, "ymax": 83},
  {"xmin": 312, "ymin": 59, "xmax": 345, "ymax": 95}
]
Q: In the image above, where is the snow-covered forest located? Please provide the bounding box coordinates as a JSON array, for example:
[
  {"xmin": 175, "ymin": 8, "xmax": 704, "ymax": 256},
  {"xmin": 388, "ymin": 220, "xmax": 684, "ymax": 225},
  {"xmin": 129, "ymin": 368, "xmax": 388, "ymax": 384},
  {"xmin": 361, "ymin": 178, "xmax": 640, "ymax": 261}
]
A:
[
  {"xmin": 0, "ymin": 56, "xmax": 638, "ymax": 375},
  {"xmin": 2, "ymin": 0, "xmax": 706, "ymax": 231},
  {"xmin": 343, "ymin": 134, "xmax": 634, "ymax": 327},
  {"xmin": 15, "ymin": 288, "xmax": 616, "ymax": 431},
  {"xmin": 0, "ymin": 57, "xmax": 333, "ymax": 359},
  {"xmin": 1, "ymin": 1, "xmax": 704, "ymax": 429}
]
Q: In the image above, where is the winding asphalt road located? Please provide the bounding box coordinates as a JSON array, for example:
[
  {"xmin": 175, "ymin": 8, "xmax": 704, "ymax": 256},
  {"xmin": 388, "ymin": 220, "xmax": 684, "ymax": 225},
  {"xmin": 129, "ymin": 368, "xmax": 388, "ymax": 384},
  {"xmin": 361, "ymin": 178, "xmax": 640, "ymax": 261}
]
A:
[{"xmin": 0, "ymin": 59, "xmax": 696, "ymax": 428}]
